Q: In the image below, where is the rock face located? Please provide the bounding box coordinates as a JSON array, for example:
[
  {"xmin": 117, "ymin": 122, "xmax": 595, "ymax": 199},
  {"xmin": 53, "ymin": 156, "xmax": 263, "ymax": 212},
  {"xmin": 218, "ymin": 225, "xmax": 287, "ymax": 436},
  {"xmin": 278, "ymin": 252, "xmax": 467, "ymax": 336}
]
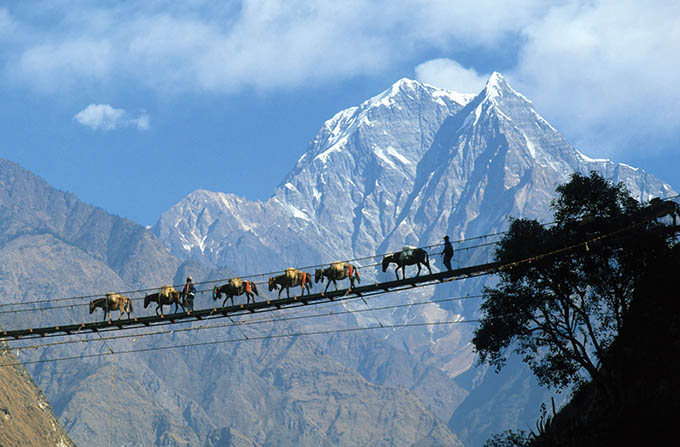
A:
[
  {"xmin": 0, "ymin": 337, "xmax": 76, "ymax": 447},
  {"xmin": 0, "ymin": 158, "xmax": 180, "ymax": 289},
  {"xmin": 152, "ymin": 73, "xmax": 675, "ymax": 445},
  {"xmin": 0, "ymin": 73, "xmax": 674, "ymax": 447},
  {"xmin": 0, "ymin": 156, "xmax": 462, "ymax": 446},
  {"xmin": 154, "ymin": 73, "xmax": 672, "ymax": 272}
]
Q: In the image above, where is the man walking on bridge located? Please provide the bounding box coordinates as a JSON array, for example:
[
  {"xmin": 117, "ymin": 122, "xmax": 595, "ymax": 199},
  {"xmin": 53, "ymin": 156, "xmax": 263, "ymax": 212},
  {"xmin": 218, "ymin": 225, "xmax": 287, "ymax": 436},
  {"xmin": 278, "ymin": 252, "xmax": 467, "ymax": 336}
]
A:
[
  {"xmin": 442, "ymin": 235, "xmax": 454, "ymax": 271},
  {"xmin": 183, "ymin": 276, "xmax": 196, "ymax": 311}
]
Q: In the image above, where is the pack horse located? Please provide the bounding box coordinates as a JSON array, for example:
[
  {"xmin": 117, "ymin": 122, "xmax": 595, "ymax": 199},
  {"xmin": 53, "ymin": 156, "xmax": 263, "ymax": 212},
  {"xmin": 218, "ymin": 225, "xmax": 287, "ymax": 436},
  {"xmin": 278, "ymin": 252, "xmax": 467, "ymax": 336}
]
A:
[
  {"xmin": 143, "ymin": 285, "xmax": 184, "ymax": 316},
  {"xmin": 213, "ymin": 278, "xmax": 259, "ymax": 307},
  {"xmin": 269, "ymin": 268, "xmax": 312, "ymax": 298},
  {"xmin": 89, "ymin": 292, "xmax": 133, "ymax": 321},
  {"xmin": 314, "ymin": 262, "xmax": 361, "ymax": 292},
  {"xmin": 382, "ymin": 247, "xmax": 432, "ymax": 280}
]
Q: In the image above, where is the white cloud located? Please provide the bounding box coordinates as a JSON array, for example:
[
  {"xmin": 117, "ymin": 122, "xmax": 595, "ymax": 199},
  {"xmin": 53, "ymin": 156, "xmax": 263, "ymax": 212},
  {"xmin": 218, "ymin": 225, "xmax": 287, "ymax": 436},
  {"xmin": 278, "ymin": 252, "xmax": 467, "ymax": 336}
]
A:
[
  {"xmin": 414, "ymin": 59, "xmax": 487, "ymax": 93},
  {"xmin": 74, "ymin": 104, "xmax": 150, "ymax": 131},
  {"xmin": 14, "ymin": 39, "xmax": 112, "ymax": 92},
  {"xmin": 3, "ymin": 1, "xmax": 555, "ymax": 93},
  {"xmin": 4, "ymin": 0, "xmax": 680, "ymax": 158},
  {"xmin": 510, "ymin": 0, "xmax": 680, "ymax": 156}
]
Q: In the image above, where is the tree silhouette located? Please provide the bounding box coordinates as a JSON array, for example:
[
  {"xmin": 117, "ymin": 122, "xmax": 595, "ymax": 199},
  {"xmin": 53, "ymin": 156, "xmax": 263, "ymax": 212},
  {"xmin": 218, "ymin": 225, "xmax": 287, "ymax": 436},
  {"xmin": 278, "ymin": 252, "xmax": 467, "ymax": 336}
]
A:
[{"xmin": 473, "ymin": 171, "xmax": 675, "ymax": 403}]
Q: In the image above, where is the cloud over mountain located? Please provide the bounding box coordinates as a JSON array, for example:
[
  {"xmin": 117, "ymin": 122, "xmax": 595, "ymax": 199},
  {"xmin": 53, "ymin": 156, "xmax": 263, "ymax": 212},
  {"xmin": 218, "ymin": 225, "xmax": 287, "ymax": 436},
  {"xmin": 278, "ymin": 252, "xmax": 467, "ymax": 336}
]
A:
[{"xmin": 3, "ymin": 1, "xmax": 679, "ymax": 157}]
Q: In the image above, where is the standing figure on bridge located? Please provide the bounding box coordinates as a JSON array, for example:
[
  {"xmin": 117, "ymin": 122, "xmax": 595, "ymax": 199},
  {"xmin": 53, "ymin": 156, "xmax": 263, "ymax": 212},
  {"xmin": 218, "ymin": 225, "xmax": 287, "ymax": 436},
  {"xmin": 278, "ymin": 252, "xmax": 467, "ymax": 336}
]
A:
[
  {"xmin": 182, "ymin": 276, "xmax": 196, "ymax": 311},
  {"xmin": 442, "ymin": 235, "xmax": 454, "ymax": 271}
]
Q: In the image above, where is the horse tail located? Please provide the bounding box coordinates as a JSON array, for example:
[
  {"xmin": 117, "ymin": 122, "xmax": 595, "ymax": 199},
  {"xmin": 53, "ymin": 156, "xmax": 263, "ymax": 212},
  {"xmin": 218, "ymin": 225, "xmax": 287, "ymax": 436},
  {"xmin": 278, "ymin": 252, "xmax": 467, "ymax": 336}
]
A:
[
  {"xmin": 128, "ymin": 297, "xmax": 134, "ymax": 314},
  {"xmin": 354, "ymin": 266, "xmax": 360, "ymax": 284},
  {"xmin": 251, "ymin": 282, "xmax": 259, "ymax": 296}
]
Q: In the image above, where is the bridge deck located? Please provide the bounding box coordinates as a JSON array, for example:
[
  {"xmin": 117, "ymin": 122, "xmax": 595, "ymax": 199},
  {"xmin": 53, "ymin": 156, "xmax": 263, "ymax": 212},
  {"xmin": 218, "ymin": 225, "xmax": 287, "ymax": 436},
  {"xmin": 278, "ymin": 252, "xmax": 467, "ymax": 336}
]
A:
[{"xmin": 1, "ymin": 261, "xmax": 502, "ymax": 341}]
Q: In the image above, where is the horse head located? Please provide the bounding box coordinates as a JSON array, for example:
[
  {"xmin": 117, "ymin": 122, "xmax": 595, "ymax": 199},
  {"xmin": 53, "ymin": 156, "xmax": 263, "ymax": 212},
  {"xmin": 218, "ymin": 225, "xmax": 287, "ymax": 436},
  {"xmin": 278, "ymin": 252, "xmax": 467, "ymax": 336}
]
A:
[
  {"xmin": 89, "ymin": 300, "xmax": 96, "ymax": 314},
  {"xmin": 268, "ymin": 277, "xmax": 278, "ymax": 292},
  {"xmin": 314, "ymin": 269, "xmax": 324, "ymax": 283},
  {"xmin": 143, "ymin": 293, "xmax": 153, "ymax": 309},
  {"xmin": 212, "ymin": 285, "xmax": 221, "ymax": 301}
]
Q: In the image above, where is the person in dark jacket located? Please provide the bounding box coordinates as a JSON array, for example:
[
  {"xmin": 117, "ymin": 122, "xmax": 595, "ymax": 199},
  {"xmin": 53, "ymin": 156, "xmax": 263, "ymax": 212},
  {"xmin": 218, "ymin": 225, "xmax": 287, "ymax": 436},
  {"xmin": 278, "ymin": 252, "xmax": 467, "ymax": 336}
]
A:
[
  {"xmin": 442, "ymin": 235, "xmax": 454, "ymax": 271},
  {"xmin": 183, "ymin": 276, "xmax": 196, "ymax": 311}
]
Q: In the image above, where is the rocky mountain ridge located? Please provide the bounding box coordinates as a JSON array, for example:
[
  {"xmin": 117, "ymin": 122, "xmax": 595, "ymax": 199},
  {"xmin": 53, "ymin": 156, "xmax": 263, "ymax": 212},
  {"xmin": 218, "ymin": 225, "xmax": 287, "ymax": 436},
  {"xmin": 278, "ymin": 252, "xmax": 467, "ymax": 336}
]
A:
[
  {"xmin": 155, "ymin": 73, "xmax": 672, "ymax": 269},
  {"xmin": 152, "ymin": 72, "xmax": 674, "ymax": 445},
  {"xmin": 0, "ymin": 72, "xmax": 674, "ymax": 447},
  {"xmin": 0, "ymin": 155, "xmax": 463, "ymax": 446},
  {"xmin": 1, "ymin": 337, "xmax": 75, "ymax": 447}
]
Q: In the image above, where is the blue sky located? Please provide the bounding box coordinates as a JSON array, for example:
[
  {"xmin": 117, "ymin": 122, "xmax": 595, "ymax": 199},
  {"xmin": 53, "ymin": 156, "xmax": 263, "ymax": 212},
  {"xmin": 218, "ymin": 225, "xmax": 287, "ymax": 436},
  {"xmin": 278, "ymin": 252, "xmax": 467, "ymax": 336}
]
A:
[{"xmin": 0, "ymin": 0, "xmax": 678, "ymax": 225}]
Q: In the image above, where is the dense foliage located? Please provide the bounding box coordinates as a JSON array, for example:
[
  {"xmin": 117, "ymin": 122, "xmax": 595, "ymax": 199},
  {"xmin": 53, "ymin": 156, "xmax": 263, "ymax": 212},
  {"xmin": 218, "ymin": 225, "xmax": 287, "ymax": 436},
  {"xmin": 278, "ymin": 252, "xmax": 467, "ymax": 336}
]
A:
[{"xmin": 473, "ymin": 172, "xmax": 675, "ymax": 401}]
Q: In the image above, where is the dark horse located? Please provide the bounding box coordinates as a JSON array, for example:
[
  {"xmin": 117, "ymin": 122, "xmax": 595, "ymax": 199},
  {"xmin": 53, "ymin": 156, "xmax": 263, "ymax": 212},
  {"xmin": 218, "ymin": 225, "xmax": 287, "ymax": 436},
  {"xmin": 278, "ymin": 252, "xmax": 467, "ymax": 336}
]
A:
[
  {"xmin": 382, "ymin": 247, "xmax": 432, "ymax": 280},
  {"xmin": 644, "ymin": 197, "xmax": 680, "ymax": 226},
  {"xmin": 314, "ymin": 262, "xmax": 361, "ymax": 292},
  {"xmin": 89, "ymin": 292, "xmax": 133, "ymax": 321},
  {"xmin": 213, "ymin": 278, "xmax": 259, "ymax": 307},
  {"xmin": 144, "ymin": 285, "xmax": 184, "ymax": 316},
  {"xmin": 268, "ymin": 268, "xmax": 312, "ymax": 298}
]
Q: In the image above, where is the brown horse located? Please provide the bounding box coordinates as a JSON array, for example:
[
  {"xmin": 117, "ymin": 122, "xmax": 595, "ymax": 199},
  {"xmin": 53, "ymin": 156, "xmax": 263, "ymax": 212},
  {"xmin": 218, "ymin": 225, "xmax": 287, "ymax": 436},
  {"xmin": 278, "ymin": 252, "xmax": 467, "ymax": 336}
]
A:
[
  {"xmin": 144, "ymin": 285, "xmax": 183, "ymax": 316},
  {"xmin": 382, "ymin": 247, "xmax": 432, "ymax": 280},
  {"xmin": 314, "ymin": 262, "xmax": 361, "ymax": 292},
  {"xmin": 213, "ymin": 278, "xmax": 259, "ymax": 307},
  {"xmin": 89, "ymin": 292, "xmax": 133, "ymax": 321},
  {"xmin": 268, "ymin": 268, "xmax": 312, "ymax": 298}
]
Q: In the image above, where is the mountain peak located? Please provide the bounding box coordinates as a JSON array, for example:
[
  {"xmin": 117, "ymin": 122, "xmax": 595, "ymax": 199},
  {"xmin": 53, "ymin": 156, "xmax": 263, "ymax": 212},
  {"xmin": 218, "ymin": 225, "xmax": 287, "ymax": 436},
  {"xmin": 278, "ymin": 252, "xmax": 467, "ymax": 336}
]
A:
[
  {"xmin": 393, "ymin": 77, "xmax": 422, "ymax": 90},
  {"xmin": 370, "ymin": 77, "xmax": 426, "ymax": 105},
  {"xmin": 483, "ymin": 71, "xmax": 516, "ymax": 100},
  {"xmin": 366, "ymin": 77, "xmax": 473, "ymax": 111}
]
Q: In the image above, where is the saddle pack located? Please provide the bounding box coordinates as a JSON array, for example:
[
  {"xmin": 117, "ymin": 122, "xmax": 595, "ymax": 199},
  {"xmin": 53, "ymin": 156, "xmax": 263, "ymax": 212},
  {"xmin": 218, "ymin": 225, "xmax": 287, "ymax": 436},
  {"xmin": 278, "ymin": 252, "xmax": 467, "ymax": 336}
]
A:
[
  {"xmin": 230, "ymin": 277, "xmax": 243, "ymax": 289},
  {"xmin": 400, "ymin": 246, "xmax": 416, "ymax": 262},
  {"xmin": 330, "ymin": 262, "xmax": 345, "ymax": 274}
]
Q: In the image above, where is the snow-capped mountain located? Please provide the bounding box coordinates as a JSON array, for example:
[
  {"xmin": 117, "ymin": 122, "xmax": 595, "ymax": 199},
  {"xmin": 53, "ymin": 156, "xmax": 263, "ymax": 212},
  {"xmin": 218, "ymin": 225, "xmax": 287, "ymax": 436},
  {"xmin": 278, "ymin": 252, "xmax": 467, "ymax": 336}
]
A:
[
  {"xmin": 155, "ymin": 79, "xmax": 474, "ymax": 269},
  {"xmin": 152, "ymin": 73, "xmax": 674, "ymax": 444},
  {"xmin": 154, "ymin": 73, "xmax": 672, "ymax": 272}
]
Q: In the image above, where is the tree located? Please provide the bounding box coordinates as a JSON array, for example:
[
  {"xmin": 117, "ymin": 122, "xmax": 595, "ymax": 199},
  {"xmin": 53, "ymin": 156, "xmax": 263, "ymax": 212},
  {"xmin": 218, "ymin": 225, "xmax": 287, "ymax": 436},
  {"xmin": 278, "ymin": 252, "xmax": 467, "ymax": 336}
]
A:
[{"xmin": 472, "ymin": 171, "xmax": 675, "ymax": 402}]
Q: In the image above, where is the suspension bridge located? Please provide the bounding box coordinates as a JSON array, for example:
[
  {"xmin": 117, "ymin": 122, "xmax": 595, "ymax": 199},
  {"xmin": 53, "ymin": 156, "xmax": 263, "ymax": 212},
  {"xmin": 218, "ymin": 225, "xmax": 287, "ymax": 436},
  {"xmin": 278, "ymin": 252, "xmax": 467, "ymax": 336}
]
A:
[{"xmin": 1, "ymin": 194, "xmax": 678, "ymax": 359}]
